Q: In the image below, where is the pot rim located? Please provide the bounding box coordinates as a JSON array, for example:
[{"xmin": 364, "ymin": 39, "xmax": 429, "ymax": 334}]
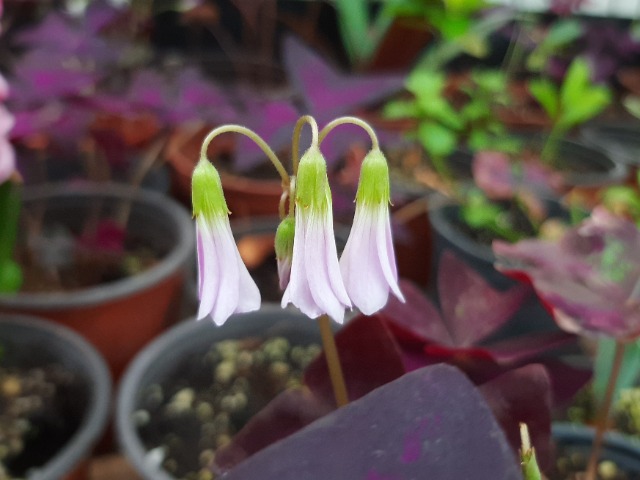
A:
[
  {"xmin": 115, "ymin": 304, "xmax": 321, "ymax": 480},
  {"xmin": 0, "ymin": 183, "xmax": 195, "ymax": 309},
  {"xmin": 0, "ymin": 313, "xmax": 111, "ymax": 480}
]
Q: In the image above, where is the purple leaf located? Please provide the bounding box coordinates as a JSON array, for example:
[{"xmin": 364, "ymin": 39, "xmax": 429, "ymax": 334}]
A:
[
  {"xmin": 304, "ymin": 315, "xmax": 407, "ymax": 405},
  {"xmin": 127, "ymin": 69, "xmax": 170, "ymax": 112},
  {"xmin": 215, "ymin": 387, "xmax": 333, "ymax": 471},
  {"xmin": 380, "ymin": 279, "xmax": 452, "ymax": 346},
  {"xmin": 14, "ymin": 13, "xmax": 83, "ymax": 51},
  {"xmin": 283, "ymin": 36, "xmax": 405, "ymax": 124},
  {"xmin": 486, "ymin": 330, "xmax": 575, "ymax": 365},
  {"xmin": 85, "ymin": 0, "xmax": 122, "ymax": 33},
  {"xmin": 479, "ymin": 364, "xmax": 553, "ymax": 470},
  {"xmin": 12, "ymin": 51, "xmax": 98, "ymax": 103},
  {"xmin": 221, "ymin": 365, "xmax": 522, "ymax": 480},
  {"xmin": 494, "ymin": 206, "xmax": 640, "ymax": 340},
  {"xmin": 438, "ymin": 250, "xmax": 530, "ymax": 346},
  {"xmin": 472, "ymin": 150, "xmax": 563, "ymax": 199}
]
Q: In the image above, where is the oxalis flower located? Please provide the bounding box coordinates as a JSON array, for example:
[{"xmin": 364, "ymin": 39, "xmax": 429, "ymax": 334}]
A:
[
  {"xmin": 493, "ymin": 206, "xmax": 640, "ymax": 340},
  {"xmin": 275, "ymin": 216, "xmax": 295, "ymax": 290},
  {"xmin": 0, "ymin": 73, "xmax": 15, "ymax": 183},
  {"xmin": 281, "ymin": 146, "xmax": 351, "ymax": 323},
  {"xmin": 192, "ymin": 159, "xmax": 260, "ymax": 325},
  {"xmin": 340, "ymin": 148, "xmax": 404, "ymax": 315}
]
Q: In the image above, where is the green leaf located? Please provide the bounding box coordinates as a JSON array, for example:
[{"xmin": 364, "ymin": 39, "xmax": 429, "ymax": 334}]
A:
[
  {"xmin": 418, "ymin": 121, "xmax": 458, "ymax": 158},
  {"xmin": 406, "ymin": 69, "xmax": 445, "ymax": 97},
  {"xmin": 467, "ymin": 129, "xmax": 491, "ymax": 151},
  {"xmin": 540, "ymin": 18, "xmax": 583, "ymax": 50},
  {"xmin": 560, "ymin": 58, "xmax": 592, "ymax": 110},
  {"xmin": 383, "ymin": 99, "xmax": 421, "ymax": 119},
  {"xmin": 557, "ymin": 86, "xmax": 611, "ymax": 131},
  {"xmin": 420, "ymin": 97, "xmax": 465, "ymax": 130},
  {"xmin": 529, "ymin": 79, "xmax": 559, "ymax": 119},
  {"xmin": 593, "ymin": 338, "xmax": 640, "ymax": 406}
]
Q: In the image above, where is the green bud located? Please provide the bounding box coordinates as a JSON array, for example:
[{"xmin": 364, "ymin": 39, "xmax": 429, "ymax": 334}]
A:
[
  {"xmin": 520, "ymin": 423, "xmax": 542, "ymax": 480},
  {"xmin": 275, "ymin": 217, "xmax": 295, "ymax": 261},
  {"xmin": 192, "ymin": 158, "xmax": 230, "ymax": 219},
  {"xmin": 296, "ymin": 146, "xmax": 331, "ymax": 212},
  {"xmin": 356, "ymin": 148, "xmax": 390, "ymax": 206}
]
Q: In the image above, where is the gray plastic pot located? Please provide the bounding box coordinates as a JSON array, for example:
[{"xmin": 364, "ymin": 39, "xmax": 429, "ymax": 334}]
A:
[
  {"xmin": 0, "ymin": 183, "xmax": 195, "ymax": 378},
  {"xmin": 116, "ymin": 305, "xmax": 324, "ymax": 480},
  {"xmin": 0, "ymin": 314, "xmax": 111, "ymax": 480}
]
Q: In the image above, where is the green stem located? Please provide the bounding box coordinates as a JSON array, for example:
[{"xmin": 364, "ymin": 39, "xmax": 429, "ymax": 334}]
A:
[
  {"xmin": 585, "ymin": 340, "xmax": 626, "ymax": 480},
  {"xmin": 291, "ymin": 115, "xmax": 319, "ymax": 176},
  {"xmin": 317, "ymin": 315, "xmax": 349, "ymax": 408},
  {"xmin": 199, "ymin": 125, "xmax": 289, "ymax": 186},
  {"xmin": 540, "ymin": 123, "xmax": 564, "ymax": 165},
  {"xmin": 318, "ymin": 116, "xmax": 379, "ymax": 151},
  {"xmin": 0, "ymin": 181, "xmax": 20, "ymax": 263}
]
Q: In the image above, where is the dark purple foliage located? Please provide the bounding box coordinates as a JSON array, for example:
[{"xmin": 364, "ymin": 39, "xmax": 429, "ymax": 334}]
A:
[{"xmin": 221, "ymin": 365, "xmax": 522, "ymax": 480}]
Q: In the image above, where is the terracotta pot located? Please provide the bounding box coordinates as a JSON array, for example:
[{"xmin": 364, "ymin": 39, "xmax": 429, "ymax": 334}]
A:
[
  {"xmin": 0, "ymin": 184, "xmax": 195, "ymax": 379},
  {"xmin": 366, "ymin": 17, "xmax": 433, "ymax": 72},
  {"xmin": 165, "ymin": 125, "xmax": 282, "ymax": 217},
  {"xmin": 0, "ymin": 314, "xmax": 111, "ymax": 480}
]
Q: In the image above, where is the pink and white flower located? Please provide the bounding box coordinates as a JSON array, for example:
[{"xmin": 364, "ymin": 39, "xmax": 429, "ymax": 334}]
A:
[
  {"xmin": 340, "ymin": 148, "xmax": 404, "ymax": 315},
  {"xmin": 0, "ymin": 74, "xmax": 15, "ymax": 184},
  {"xmin": 192, "ymin": 159, "xmax": 260, "ymax": 325},
  {"xmin": 281, "ymin": 147, "xmax": 351, "ymax": 323}
]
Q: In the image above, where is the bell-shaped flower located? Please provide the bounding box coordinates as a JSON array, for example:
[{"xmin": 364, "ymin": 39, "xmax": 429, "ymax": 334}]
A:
[
  {"xmin": 192, "ymin": 159, "xmax": 260, "ymax": 325},
  {"xmin": 275, "ymin": 216, "xmax": 295, "ymax": 290},
  {"xmin": 493, "ymin": 206, "xmax": 640, "ymax": 340},
  {"xmin": 340, "ymin": 148, "xmax": 404, "ymax": 315},
  {"xmin": 0, "ymin": 74, "xmax": 14, "ymax": 184},
  {"xmin": 281, "ymin": 146, "xmax": 351, "ymax": 323}
]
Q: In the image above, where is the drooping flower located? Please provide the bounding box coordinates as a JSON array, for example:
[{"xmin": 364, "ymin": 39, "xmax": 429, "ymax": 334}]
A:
[
  {"xmin": 192, "ymin": 159, "xmax": 260, "ymax": 325},
  {"xmin": 0, "ymin": 74, "xmax": 14, "ymax": 184},
  {"xmin": 275, "ymin": 216, "xmax": 295, "ymax": 290},
  {"xmin": 493, "ymin": 206, "xmax": 640, "ymax": 340},
  {"xmin": 281, "ymin": 146, "xmax": 351, "ymax": 323},
  {"xmin": 340, "ymin": 148, "xmax": 404, "ymax": 315}
]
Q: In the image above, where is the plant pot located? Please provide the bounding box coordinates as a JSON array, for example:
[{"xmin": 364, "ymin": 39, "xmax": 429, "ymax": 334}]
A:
[
  {"xmin": 428, "ymin": 200, "xmax": 560, "ymax": 337},
  {"xmin": 116, "ymin": 306, "xmax": 324, "ymax": 480},
  {"xmin": 0, "ymin": 314, "xmax": 111, "ymax": 480},
  {"xmin": 0, "ymin": 183, "xmax": 195, "ymax": 379},
  {"xmin": 520, "ymin": 136, "xmax": 628, "ymax": 190},
  {"xmin": 551, "ymin": 423, "xmax": 640, "ymax": 478},
  {"xmin": 580, "ymin": 123, "xmax": 640, "ymax": 168},
  {"xmin": 165, "ymin": 125, "xmax": 282, "ymax": 217}
]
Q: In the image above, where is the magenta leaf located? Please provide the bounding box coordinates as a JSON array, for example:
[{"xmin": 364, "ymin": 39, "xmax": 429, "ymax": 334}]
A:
[{"xmin": 283, "ymin": 36, "xmax": 405, "ymax": 124}]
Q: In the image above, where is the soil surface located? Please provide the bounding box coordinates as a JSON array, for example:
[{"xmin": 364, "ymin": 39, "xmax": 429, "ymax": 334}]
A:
[
  {"xmin": 135, "ymin": 335, "xmax": 320, "ymax": 480},
  {"xmin": 0, "ymin": 363, "xmax": 83, "ymax": 479}
]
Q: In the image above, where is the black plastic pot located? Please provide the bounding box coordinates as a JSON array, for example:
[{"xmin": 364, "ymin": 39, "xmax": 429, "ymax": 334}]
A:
[
  {"xmin": 521, "ymin": 136, "xmax": 628, "ymax": 189},
  {"xmin": 552, "ymin": 423, "xmax": 640, "ymax": 477},
  {"xmin": 116, "ymin": 306, "xmax": 325, "ymax": 480},
  {"xmin": 428, "ymin": 199, "xmax": 561, "ymax": 337},
  {"xmin": 0, "ymin": 314, "xmax": 111, "ymax": 480},
  {"xmin": 580, "ymin": 123, "xmax": 640, "ymax": 168}
]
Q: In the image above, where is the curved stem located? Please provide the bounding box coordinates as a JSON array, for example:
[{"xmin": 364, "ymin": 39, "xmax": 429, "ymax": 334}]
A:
[
  {"xmin": 291, "ymin": 115, "xmax": 319, "ymax": 176},
  {"xmin": 288, "ymin": 176, "xmax": 296, "ymax": 219},
  {"xmin": 200, "ymin": 125, "xmax": 289, "ymax": 185},
  {"xmin": 585, "ymin": 340, "xmax": 626, "ymax": 480},
  {"xmin": 318, "ymin": 116, "xmax": 379, "ymax": 151}
]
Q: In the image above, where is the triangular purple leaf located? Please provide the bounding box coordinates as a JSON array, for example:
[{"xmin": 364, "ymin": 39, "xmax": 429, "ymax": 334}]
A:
[
  {"xmin": 222, "ymin": 365, "xmax": 522, "ymax": 480},
  {"xmin": 479, "ymin": 364, "xmax": 553, "ymax": 470},
  {"xmin": 438, "ymin": 250, "xmax": 530, "ymax": 347},
  {"xmin": 283, "ymin": 36, "xmax": 405, "ymax": 124}
]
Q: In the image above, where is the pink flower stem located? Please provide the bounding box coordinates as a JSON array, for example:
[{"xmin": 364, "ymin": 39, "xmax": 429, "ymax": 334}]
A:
[
  {"xmin": 585, "ymin": 340, "xmax": 625, "ymax": 480},
  {"xmin": 317, "ymin": 315, "xmax": 349, "ymax": 407}
]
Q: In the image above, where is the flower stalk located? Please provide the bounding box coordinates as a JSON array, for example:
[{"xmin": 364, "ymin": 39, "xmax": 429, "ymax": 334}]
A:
[
  {"xmin": 585, "ymin": 340, "xmax": 626, "ymax": 480},
  {"xmin": 318, "ymin": 314, "xmax": 349, "ymax": 407}
]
